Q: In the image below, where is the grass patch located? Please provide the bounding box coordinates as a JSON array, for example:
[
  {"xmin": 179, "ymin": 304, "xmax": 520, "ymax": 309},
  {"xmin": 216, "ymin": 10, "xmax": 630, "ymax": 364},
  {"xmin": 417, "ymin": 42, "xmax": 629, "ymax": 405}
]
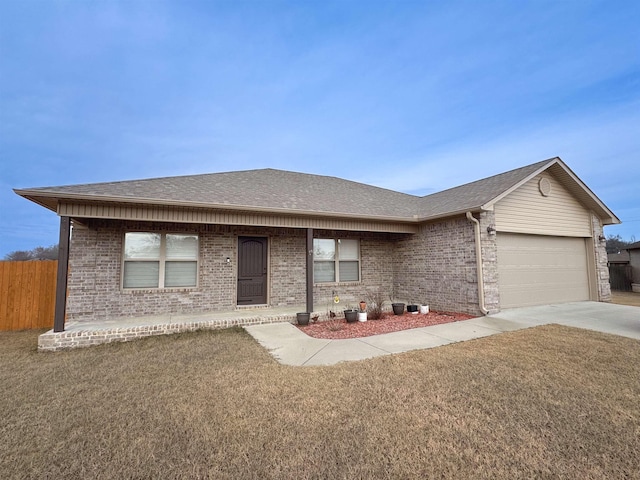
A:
[{"xmin": 1, "ymin": 325, "xmax": 639, "ymax": 479}]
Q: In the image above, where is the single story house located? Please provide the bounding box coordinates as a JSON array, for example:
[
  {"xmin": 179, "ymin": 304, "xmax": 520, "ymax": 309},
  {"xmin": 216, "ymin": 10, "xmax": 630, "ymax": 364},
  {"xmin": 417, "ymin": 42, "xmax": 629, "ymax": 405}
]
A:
[{"xmin": 15, "ymin": 157, "xmax": 618, "ymax": 341}]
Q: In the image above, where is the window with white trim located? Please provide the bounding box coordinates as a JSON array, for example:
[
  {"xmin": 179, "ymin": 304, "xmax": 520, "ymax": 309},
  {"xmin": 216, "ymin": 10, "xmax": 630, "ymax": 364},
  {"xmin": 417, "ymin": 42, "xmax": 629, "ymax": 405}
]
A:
[
  {"xmin": 313, "ymin": 238, "xmax": 360, "ymax": 283},
  {"xmin": 123, "ymin": 233, "xmax": 198, "ymax": 289}
]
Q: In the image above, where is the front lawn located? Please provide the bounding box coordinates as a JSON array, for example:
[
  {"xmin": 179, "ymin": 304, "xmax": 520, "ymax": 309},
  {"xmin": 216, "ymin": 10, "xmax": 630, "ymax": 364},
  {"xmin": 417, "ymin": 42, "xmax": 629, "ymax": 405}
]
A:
[{"xmin": 1, "ymin": 325, "xmax": 638, "ymax": 479}]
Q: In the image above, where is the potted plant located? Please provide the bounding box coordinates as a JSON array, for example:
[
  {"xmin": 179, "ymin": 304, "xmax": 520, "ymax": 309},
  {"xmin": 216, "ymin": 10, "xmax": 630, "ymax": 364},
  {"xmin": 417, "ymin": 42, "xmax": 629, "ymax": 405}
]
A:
[
  {"xmin": 389, "ymin": 288, "xmax": 404, "ymax": 315},
  {"xmin": 406, "ymin": 300, "xmax": 419, "ymax": 314},
  {"xmin": 420, "ymin": 304, "xmax": 429, "ymax": 314},
  {"xmin": 391, "ymin": 302, "xmax": 405, "ymax": 315},
  {"xmin": 343, "ymin": 307, "xmax": 358, "ymax": 323},
  {"xmin": 359, "ymin": 300, "xmax": 367, "ymax": 312},
  {"xmin": 357, "ymin": 310, "xmax": 367, "ymax": 322},
  {"xmin": 296, "ymin": 312, "xmax": 310, "ymax": 326}
]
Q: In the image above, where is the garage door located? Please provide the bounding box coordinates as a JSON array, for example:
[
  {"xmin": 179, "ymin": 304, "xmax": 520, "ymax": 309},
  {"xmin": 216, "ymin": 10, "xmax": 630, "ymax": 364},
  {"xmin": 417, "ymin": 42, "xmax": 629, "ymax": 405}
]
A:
[{"xmin": 497, "ymin": 233, "xmax": 590, "ymax": 308}]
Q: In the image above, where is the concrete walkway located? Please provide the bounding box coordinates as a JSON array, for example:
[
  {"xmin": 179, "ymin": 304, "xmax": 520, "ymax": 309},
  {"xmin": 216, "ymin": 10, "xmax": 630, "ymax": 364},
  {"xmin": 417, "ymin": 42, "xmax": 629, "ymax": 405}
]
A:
[{"xmin": 244, "ymin": 301, "xmax": 640, "ymax": 366}]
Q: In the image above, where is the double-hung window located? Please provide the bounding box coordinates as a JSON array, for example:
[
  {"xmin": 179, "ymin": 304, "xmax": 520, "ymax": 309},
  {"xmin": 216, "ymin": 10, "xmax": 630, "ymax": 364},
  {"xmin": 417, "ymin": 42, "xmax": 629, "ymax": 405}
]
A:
[
  {"xmin": 313, "ymin": 238, "xmax": 360, "ymax": 283},
  {"xmin": 123, "ymin": 233, "xmax": 198, "ymax": 289}
]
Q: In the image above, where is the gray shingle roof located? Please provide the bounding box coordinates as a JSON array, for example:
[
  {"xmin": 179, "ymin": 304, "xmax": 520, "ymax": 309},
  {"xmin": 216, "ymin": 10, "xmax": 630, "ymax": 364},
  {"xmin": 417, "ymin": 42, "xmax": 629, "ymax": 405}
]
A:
[
  {"xmin": 416, "ymin": 159, "xmax": 551, "ymax": 219},
  {"xmin": 18, "ymin": 169, "xmax": 420, "ymax": 219},
  {"xmin": 15, "ymin": 156, "xmax": 618, "ymax": 224}
]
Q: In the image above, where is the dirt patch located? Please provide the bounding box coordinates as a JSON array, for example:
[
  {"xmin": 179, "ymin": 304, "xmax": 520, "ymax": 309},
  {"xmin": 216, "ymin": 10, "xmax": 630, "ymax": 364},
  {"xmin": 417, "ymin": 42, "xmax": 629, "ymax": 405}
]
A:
[{"xmin": 297, "ymin": 310, "xmax": 476, "ymax": 339}]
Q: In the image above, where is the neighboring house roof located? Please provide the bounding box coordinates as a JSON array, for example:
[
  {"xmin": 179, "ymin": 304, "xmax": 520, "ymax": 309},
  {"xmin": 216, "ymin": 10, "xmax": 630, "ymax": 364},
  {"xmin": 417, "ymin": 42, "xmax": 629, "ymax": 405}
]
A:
[
  {"xmin": 15, "ymin": 157, "xmax": 620, "ymax": 225},
  {"xmin": 608, "ymin": 252, "xmax": 630, "ymax": 264},
  {"xmin": 627, "ymin": 241, "xmax": 640, "ymax": 250}
]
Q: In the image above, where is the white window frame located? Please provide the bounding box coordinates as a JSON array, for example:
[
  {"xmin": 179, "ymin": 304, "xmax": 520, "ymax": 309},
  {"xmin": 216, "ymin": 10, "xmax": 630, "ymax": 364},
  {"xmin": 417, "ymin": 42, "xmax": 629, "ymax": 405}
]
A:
[
  {"xmin": 313, "ymin": 238, "xmax": 361, "ymax": 284},
  {"xmin": 122, "ymin": 232, "xmax": 199, "ymax": 290}
]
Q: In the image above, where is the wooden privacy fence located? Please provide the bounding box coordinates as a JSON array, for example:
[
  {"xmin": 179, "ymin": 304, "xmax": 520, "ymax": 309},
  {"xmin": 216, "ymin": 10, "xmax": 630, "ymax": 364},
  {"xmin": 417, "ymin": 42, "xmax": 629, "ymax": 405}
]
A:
[
  {"xmin": 609, "ymin": 264, "xmax": 632, "ymax": 292},
  {"xmin": 0, "ymin": 260, "xmax": 57, "ymax": 331}
]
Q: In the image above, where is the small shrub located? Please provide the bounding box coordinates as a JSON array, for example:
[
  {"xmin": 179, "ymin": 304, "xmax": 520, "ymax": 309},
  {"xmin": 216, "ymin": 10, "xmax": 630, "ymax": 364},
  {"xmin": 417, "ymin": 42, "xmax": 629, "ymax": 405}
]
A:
[
  {"xmin": 326, "ymin": 318, "xmax": 345, "ymax": 331},
  {"xmin": 365, "ymin": 288, "xmax": 385, "ymax": 320}
]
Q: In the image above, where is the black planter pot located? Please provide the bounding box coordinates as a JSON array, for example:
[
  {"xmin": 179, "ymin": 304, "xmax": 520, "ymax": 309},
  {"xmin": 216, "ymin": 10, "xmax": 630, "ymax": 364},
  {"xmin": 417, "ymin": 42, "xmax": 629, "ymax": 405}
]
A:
[
  {"xmin": 344, "ymin": 309, "xmax": 358, "ymax": 323},
  {"xmin": 392, "ymin": 303, "xmax": 405, "ymax": 315},
  {"xmin": 297, "ymin": 312, "xmax": 310, "ymax": 326},
  {"xmin": 407, "ymin": 304, "xmax": 419, "ymax": 313}
]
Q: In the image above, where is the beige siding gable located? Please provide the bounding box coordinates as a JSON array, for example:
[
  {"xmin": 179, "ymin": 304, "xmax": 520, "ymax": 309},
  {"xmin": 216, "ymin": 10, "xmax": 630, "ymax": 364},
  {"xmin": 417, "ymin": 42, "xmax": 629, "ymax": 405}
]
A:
[{"xmin": 494, "ymin": 173, "xmax": 592, "ymax": 237}]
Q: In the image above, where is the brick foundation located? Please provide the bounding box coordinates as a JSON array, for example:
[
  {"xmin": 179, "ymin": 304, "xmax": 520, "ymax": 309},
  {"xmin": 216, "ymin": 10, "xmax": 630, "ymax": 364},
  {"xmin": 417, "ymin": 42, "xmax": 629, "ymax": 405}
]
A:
[{"xmin": 38, "ymin": 311, "xmax": 309, "ymax": 352}]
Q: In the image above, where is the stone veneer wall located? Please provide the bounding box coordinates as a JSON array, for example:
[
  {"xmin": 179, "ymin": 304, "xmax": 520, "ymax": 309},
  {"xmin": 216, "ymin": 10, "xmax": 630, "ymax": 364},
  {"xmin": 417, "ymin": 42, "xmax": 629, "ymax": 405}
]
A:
[
  {"xmin": 392, "ymin": 215, "xmax": 486, "ymax": 316},
  {"xmin": 66, "ymin": 220, "xmax": 396, "ymax": 323},
  {"xmin": 591, "ymin": 213, "xmax": 612, "ymax": 302},
  {"xmin": 476, "ymin": 211, "xmax": 501, "ymax": 313}
]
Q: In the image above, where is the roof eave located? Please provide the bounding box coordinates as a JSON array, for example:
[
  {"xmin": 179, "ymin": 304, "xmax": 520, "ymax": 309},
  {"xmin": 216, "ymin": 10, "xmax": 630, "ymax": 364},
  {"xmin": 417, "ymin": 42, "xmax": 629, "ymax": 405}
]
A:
[
  {"xmin": 547, "ymin": 162, "xmax": 621, "ymax": 225},
  {"xmin": 415, "ymin": 206, "xmax": 487, "ymax": 223},
  {"xmin": 14, "ymin": 190, "xmax": 60, "ymax": 213}
]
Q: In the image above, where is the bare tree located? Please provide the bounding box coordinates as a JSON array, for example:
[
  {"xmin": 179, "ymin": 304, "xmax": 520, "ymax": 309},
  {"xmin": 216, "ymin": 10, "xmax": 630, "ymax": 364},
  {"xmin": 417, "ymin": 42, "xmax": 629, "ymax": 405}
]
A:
[{"xmin": 3, "ymin": 244, "xmax": 59, "ymax": 261}]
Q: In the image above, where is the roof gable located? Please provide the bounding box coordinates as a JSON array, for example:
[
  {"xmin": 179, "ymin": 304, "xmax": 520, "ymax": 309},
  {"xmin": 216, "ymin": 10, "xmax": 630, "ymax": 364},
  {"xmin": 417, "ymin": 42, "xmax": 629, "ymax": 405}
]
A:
[{"xmin": 414, "ymin": 157, "xmax": 619, "ymax": 224}]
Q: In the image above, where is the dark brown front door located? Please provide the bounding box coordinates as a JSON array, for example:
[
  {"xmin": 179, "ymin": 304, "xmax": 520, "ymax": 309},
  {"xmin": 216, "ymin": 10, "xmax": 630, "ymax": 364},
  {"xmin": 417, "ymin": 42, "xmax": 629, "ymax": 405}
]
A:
[{"xmin": 237, "ymin": 237, "xmax": 268, "ymax": 305}]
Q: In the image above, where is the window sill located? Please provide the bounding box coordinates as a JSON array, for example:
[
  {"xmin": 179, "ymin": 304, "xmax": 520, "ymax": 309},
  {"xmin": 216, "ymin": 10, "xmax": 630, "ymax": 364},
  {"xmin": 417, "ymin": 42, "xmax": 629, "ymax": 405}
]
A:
[
  {"xmin": 313, "ymin": 281, "xmax": 362, "ymax": 287},
  {"xmin": 121, "ymin": 287, "xmax": 198, "ymax": 294}
]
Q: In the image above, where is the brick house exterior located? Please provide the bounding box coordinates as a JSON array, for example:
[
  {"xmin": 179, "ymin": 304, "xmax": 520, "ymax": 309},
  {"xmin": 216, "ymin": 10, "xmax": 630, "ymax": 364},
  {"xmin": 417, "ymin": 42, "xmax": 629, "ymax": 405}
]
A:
[{"xmin": 16, "ymin": 157, "xmax": 619, "ymax": 334}]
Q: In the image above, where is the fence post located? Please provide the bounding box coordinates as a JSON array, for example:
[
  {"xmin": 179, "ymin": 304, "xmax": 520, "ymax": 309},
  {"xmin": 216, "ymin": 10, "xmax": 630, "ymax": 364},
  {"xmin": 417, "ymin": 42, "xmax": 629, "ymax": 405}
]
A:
[{"xmin": 54, "ymin": 216, "xmax": 71, "ymax": 332}]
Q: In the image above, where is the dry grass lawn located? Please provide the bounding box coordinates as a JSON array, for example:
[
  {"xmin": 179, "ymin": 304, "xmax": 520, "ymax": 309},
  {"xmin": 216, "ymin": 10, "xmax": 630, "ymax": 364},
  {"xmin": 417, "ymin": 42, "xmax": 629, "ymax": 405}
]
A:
[
  {"xmin": 611, "ymin": 290, "xmax": 640, "ymax": 307},
  {"xmin": 1, "ymin": 325, "xmax": 639, "ymax": 479}
]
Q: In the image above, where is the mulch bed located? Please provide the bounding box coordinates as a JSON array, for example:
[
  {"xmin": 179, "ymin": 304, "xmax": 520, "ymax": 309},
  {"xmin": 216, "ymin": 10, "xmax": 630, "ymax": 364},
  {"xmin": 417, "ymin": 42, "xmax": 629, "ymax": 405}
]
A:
[{"xmin": 297, "ymin": 310, "xmax": 476, "ymax": 339}]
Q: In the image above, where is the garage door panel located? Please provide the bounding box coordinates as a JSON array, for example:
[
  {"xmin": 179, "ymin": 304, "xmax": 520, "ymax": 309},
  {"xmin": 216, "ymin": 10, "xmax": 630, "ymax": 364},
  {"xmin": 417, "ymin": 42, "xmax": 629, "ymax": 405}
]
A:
[{"xmin": 497, "ymin": 234, "xmax": 589, "ymax": 308}]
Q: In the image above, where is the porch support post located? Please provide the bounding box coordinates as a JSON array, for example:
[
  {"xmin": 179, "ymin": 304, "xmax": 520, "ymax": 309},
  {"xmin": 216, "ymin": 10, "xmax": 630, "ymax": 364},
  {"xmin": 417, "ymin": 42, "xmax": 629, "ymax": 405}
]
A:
[
  {"xmin": 53, "ymin": 216, "xmax": 71, "ymax": 332},
  {"xmin": 306, "ymin": 228, "xmax": 314, "ymax": 313}
]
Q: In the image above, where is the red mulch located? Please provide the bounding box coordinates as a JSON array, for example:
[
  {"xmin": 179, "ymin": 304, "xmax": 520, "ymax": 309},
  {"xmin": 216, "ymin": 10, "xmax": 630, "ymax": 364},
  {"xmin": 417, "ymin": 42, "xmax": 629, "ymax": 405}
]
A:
[{"xmin": 297, "ymin": 310, "xmax": 476, "ymax": 339}]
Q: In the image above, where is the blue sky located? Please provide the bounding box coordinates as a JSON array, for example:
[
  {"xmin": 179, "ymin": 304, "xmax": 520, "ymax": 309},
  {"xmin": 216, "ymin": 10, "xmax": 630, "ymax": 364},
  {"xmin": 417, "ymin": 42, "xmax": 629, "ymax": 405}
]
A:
[{"xmin": 1, "ymin": 0, "xmax": 638, "ymax": 256}]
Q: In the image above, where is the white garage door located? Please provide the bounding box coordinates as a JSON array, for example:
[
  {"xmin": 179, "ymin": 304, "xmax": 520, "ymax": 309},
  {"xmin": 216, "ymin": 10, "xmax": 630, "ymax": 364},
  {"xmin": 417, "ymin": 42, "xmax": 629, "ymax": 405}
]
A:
[{"xmin": 497, "ymin": 233, "xmax": 590, "ymax": 308}]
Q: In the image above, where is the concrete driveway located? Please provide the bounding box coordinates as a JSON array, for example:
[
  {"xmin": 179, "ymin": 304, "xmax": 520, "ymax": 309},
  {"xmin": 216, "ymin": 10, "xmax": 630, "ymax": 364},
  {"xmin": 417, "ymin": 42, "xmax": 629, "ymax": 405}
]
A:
[
  {"xmin": 488, "ymin": 301, "xmax": 640, "ymax": 340},
  {"xmin": 245, "ymin": 301, "xmax": 639, "ymax": 366}
]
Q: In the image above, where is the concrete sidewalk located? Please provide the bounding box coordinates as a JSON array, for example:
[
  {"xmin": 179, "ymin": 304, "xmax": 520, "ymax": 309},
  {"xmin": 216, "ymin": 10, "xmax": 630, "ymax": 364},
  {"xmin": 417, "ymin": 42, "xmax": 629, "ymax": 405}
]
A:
[
  {"xmin": 244, "ymin": 301, "xmax": 640, "ymax": 366},
  {"xmin": 245, "ymin": 314, "xmax": 533, "ymax": 366}
]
